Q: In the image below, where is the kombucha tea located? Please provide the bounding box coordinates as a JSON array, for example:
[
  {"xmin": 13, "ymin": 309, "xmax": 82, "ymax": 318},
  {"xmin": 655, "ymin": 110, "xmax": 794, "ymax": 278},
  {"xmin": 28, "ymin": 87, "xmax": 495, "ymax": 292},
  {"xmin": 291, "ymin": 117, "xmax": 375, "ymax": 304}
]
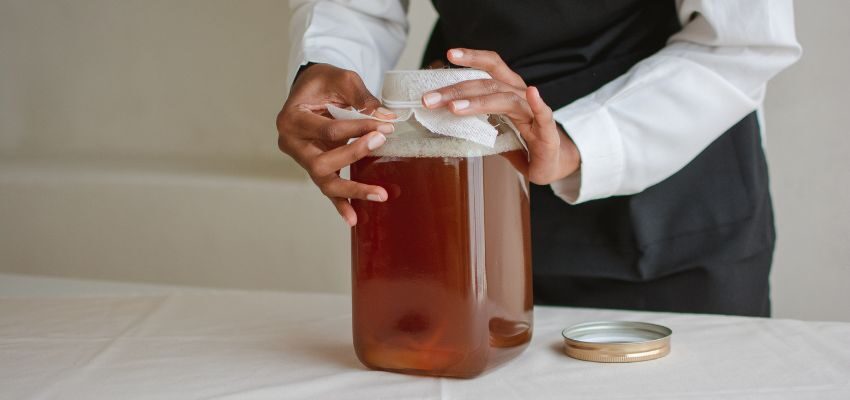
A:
[{"xmin": 350, "ymin": 126, "xmax": 532, "ymax": 378}]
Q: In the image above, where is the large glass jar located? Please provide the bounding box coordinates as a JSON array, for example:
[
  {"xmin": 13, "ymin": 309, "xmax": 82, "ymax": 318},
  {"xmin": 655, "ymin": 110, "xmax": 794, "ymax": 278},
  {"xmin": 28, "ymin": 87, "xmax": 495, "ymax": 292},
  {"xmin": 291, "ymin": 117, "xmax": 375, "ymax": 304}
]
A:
[{"xmin": 350, "ymin": 119, "xmax": 533, "ymax": 378}]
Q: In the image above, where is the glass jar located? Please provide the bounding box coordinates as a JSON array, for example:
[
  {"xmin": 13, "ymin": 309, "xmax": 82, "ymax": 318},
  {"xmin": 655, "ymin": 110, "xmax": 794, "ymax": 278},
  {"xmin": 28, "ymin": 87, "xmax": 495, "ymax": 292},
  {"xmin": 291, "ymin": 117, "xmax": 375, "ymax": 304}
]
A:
[{"xmin": 350, "ymin": 119, "xmax": 533, "ymax": 378}]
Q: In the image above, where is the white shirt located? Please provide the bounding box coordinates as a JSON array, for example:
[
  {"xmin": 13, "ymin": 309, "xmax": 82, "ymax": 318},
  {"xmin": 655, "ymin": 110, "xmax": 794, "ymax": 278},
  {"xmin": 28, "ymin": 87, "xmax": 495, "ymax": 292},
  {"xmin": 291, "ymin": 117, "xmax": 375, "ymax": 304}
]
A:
[{"xmin": 287, "ymin": 0, "xmax": 801, "ymax": 204}]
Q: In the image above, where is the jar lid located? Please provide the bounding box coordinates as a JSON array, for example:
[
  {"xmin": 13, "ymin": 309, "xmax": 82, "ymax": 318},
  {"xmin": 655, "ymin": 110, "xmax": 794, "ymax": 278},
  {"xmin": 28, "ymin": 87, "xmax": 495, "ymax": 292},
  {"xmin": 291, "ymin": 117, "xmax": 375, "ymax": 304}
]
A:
[{"xmin": 561, "ymin": 321, "xmax": 672, "ymax": 363}]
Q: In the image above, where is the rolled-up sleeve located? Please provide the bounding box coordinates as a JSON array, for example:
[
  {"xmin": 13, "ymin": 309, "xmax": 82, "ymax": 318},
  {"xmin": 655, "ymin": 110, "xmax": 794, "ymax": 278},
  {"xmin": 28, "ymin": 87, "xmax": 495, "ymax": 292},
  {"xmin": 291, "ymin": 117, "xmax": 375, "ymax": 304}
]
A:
[
  {"xmin": 550, "ymin": 0, "xmax": 802, "ymax": 204},
  {"xmin": 287, "ymin": 0, "xmax": 408, "ymax": 95}
]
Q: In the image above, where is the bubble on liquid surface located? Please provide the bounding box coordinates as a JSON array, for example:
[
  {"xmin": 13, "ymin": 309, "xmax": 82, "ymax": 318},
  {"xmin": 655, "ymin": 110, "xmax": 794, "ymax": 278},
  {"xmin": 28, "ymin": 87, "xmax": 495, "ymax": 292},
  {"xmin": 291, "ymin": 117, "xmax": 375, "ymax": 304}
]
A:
[{"xmin": 371, "ymin": 117, "xmax": 524, "ymax": 158}]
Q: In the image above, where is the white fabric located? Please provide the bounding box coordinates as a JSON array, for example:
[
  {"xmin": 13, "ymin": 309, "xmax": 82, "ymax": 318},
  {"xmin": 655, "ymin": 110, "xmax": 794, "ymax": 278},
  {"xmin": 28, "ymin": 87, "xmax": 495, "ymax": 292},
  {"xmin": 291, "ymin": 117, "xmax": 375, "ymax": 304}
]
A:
[
  {"xmin": 286, "ymin": 0, "xmax": 408, "ymax": 96},
  {"xmin": 326, "ymin": 104, "xmax": 411, "ymax": 123},
  {"xmin": 287, "ymin": 0, "xmax": 801, "ymax": 204},
  {"xmin": 2, "ymin": 275, "xmax": 850, "ymax": 399},
  {"xmin": 328, "ymin": 69, "xmax": 502, "ymax": 147}
]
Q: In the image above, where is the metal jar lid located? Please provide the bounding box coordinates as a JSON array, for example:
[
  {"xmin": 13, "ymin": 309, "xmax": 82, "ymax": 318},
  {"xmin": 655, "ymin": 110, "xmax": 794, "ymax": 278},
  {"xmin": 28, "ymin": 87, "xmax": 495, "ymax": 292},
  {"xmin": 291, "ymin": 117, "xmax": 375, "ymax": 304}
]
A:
[{"xmin": 561, "ymin": 321, "xmax": 672, "ymax": 363}]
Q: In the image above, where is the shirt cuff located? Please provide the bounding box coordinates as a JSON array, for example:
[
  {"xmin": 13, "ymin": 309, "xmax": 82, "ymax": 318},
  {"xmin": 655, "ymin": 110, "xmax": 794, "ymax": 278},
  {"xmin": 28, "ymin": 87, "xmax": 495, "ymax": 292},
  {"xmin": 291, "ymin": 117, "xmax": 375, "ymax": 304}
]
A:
[{"xmin": 550, "ymin": 99, "xmax": 625, "ymax": 204}]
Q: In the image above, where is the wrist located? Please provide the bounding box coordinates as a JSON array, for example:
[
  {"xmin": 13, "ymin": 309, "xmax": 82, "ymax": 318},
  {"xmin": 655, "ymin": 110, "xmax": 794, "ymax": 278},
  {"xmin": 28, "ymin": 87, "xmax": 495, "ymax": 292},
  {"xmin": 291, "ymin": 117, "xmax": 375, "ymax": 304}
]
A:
[{"xmin": 293, "ymin": 61, "xmax": 322, "ymax": 84}]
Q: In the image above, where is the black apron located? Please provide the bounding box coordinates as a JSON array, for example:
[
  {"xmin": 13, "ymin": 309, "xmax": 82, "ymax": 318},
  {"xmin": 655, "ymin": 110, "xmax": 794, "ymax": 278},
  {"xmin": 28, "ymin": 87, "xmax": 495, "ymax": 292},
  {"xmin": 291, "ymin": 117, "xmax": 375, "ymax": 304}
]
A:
[{"xmin": 424, "ymin": 0, "xmax": 775, "ymax": 317}]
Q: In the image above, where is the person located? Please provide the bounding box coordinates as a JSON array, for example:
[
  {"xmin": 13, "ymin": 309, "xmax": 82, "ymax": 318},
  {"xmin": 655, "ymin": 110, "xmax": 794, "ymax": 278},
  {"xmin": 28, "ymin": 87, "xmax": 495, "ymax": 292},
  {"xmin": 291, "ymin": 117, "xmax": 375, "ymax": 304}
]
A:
[{"xmin": 276, "ymin": 0, "xmax": 801, "ymax": 317}]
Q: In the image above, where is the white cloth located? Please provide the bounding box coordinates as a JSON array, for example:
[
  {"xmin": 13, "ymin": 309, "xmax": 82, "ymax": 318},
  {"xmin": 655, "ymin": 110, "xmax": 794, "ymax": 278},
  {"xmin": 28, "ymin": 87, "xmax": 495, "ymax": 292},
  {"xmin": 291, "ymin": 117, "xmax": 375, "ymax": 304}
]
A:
[
  {"xmin": 286, "ymin": 0, "xmax": 801, "ymax": 204},
  {"xmin": 2, "ymin": 275, "xmax": 850, "ymax": 399},
  {"xmin": 328, "ymin": 69, "xmax": 507, "ymax": 147}
]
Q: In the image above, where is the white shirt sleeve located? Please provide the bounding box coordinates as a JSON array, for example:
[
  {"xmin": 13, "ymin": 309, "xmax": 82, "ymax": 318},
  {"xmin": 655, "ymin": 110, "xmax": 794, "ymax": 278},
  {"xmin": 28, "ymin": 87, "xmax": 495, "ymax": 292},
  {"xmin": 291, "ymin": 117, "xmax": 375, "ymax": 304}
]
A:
[
  {"xmin": 287, "ymin": 0, "xmax": 408, "ymax": 96},
  {"xmin": 550, "ymin": 0, "xmax": 802, "ymax": 204}
]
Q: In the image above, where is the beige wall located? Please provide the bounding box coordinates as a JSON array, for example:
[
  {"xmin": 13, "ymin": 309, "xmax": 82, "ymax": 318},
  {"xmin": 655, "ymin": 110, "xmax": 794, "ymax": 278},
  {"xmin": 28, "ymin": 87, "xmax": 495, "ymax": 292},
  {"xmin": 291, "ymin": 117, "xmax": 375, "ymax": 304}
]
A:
[
  {"xmin": 0, "ymin": 0, "xmax": 294, "ymax": 164},
  {"xmin": 0, "ymin": 1, "xmax": 847, "ymax": 321},
  {"xmin": 763, "ymin": 3, "xmax": 850, "ymax": 321}
]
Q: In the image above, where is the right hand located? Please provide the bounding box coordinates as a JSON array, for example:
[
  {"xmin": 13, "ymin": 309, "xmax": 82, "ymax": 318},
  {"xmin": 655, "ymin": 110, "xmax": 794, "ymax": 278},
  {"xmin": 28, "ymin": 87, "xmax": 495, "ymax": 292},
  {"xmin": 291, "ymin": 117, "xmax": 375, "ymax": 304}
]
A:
[{"xmin": 276, "ymin": 64, "xmax": 395, "ymax": 226}]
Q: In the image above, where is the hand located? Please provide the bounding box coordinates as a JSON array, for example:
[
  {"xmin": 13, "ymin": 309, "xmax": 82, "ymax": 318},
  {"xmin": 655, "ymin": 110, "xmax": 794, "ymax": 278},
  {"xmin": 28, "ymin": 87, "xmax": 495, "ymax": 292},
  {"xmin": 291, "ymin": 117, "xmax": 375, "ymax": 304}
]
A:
[
  {"xmin": 421, "ymin": 49, "xmax": 581, "ymax": 185},
  {"xmin": 276, "ymin": 64, "xmax": 396, "ymax": 226}
]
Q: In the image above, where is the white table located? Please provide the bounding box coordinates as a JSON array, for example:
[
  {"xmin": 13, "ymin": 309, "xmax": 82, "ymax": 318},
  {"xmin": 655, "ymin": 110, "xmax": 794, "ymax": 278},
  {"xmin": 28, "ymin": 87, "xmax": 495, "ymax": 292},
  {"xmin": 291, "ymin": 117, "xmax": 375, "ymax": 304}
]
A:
[{"xmin": 1, "ymin": 274, "xmax": 849, "ymax": 399}]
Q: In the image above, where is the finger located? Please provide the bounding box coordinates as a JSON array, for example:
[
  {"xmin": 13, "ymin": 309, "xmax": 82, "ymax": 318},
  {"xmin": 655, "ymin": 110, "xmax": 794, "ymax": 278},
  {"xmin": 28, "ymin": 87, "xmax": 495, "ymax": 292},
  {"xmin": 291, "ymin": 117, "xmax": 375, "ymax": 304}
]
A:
[
  {"xmin": 294, "ymin": 111, "xmax": 394, "ymax": 142},
  {"xmin": 307, "ymin": 131, "xmax": 387, "ymax": 178},
  {"xmin": 338, "ymin": 69, "xmax": 383, "ymax": 115},
  {"xmin": 524, "ymin": 86, "xmax": 565, "ymax": 184},
  {"xmin": 329, "ymin": 197, "xmax": 357, "ymax": 227},
  {"xmin": 447, "ymin": 48, "xmax": 526, "ymax": 89},
  {"xmin": 373, "ymin": 107, "xmax": 397, "ymax": 120},
  {"xmin": 421, "ymin": 79, "xmax": 525, "ymax": 109},
  {"xmin": 448, "ymin": 92, "xmax": 533, "ymax": 124},
  {"xmin": 526, "ymin": 86, "xmax": 560, "ymax": 145},
  {"xmin": 426, "ymin": 59, "xmax": 447, "ymax": 69},
  {"xmin": 314, "ymin": 174, "xmax": 388, "ymax": 202}
]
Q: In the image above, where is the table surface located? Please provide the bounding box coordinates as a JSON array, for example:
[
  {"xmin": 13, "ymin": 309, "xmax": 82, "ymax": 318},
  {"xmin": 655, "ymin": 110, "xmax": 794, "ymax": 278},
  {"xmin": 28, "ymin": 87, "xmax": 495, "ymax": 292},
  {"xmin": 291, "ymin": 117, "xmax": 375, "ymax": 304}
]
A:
[{"xmin": 1, "ymin": 273, "xmax": 849, "ymax": 400}]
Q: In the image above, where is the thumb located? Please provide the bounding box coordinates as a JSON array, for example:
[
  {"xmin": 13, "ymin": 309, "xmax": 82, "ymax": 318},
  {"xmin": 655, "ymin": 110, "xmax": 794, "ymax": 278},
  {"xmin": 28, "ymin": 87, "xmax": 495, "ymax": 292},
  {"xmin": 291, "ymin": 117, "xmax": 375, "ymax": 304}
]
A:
[
  {"xmin": 340, "ymin": 71, "xmax": 396, "ymax": 119},
  {"xmin": 526, "ymin": 86, "xmax": 558, "ymax": 145}
]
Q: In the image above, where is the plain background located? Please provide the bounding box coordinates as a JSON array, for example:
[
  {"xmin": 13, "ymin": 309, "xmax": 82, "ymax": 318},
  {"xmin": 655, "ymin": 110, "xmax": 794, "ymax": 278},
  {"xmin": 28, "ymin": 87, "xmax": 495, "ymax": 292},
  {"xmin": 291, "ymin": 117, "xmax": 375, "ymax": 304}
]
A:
[{"xmin": 0, "ymin": 1, "xmax": 847, "ymax": 321}]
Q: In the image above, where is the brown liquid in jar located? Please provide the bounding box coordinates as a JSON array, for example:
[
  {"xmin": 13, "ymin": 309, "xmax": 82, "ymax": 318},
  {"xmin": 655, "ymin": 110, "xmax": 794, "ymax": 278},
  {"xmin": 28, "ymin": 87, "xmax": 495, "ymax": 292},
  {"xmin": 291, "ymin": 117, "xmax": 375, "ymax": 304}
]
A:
[{"xmin": 351, "ymin": 141, "xmax": 533, "ymax": 378}]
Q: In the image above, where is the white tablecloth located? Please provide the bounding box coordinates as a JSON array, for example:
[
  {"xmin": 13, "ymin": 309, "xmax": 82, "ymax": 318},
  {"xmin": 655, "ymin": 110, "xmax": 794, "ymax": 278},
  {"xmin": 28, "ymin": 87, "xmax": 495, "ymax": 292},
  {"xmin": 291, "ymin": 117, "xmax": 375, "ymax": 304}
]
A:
[{"xmin": 1, "ymin": 274, "xmax": 849, "ymax": 399}]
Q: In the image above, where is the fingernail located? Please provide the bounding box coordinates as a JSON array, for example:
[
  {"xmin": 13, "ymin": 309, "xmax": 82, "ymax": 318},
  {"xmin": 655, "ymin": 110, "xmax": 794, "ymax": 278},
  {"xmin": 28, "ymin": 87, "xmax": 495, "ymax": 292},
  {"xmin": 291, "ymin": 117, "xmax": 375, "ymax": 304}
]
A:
[
  {"xmin": 343, "ymin": 215, "xmax": 355, "ymax": 227},
  {"xmin": 377, "ymin": 123, "xmax": 394, "ymax": 134},
  {"xmin": 377, "ymin": 107, "xmax": 393, "ymax": 115},
  {"xmin": 367, "ymin": 133, "xmax": 386, "ymax": 150},
  {"xmin": 366, "ymin": 194, "xmax": 383, "ymax": 202},
  {"xmin": 452, "ymin": 99, "xmax": 470, "ymax": 110},
  {"xmin": 423, "ymin": 92, "xmax": 442, "ymax": 107},
  {"xmin": 449, "ymin": 49, "xmax": 464, "ymax": 59}
]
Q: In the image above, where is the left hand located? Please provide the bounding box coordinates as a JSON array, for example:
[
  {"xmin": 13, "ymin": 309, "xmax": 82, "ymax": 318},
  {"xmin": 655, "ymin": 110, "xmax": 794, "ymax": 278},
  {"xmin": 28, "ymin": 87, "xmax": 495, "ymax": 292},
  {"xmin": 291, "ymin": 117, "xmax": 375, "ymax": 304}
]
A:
[{"xmin": 422, "ymin": 48, "xmax": 581, "ymax": 185}]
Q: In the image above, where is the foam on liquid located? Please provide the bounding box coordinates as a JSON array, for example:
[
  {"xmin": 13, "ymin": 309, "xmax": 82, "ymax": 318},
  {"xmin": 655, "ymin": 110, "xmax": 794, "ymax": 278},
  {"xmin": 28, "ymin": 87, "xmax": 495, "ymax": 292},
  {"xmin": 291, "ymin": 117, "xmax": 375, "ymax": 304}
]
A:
[{"xmin": 371, "ymin": 118, "xmax": 525, "ymax": 158}]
